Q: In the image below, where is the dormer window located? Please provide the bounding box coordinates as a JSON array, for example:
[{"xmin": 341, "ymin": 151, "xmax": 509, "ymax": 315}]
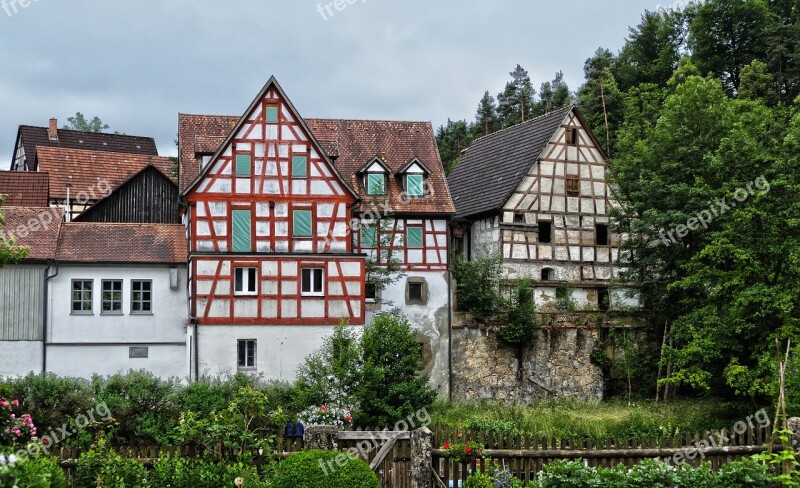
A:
[
  {"xmin": 366, "ymin": 173, "xmax": 386, "ymax": 196},
  {"xmin": 398, "ymin": 158, "xmax": 431, "ymax": 198},
  {"xmin": 405, "ymin": 174, "xmax": 424, "ymax": 197}
]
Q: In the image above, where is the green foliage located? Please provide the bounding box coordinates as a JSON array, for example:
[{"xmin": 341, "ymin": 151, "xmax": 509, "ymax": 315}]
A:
[
  {"xmin": 63, "ymin": 112, "xmax": 110, "ymax": 132},
  {"xmin": 270, "ymin": 449, "xmax": 380, "ymax": 488},
  {"xmin": 463, "ymin": 470, "xmax": 494, "ymax": 488},
  {"xmin": 497, "ymin": 64, "xmax": 536, "ymax": 127},
  {"xmin": 0, "ymin": 453, "xmax": 66, "ymax": 488},
  {"xmin": 554, "ymin": 286, "xmax": 577, "ymax": 312},
  {"xmin": 356, "ymin": 311, "xmax": 436, "ymax": 427},
  {"xmin": 754, "ymin": 429, "xmax": 800, "ymax": 486},
  {"xmin": 496, "ymin": 279, "xmax": 540, "ymax": 348},
  {"xmin": 453, "ymin": 253, "xmax": 504, "ymax": 320},
  {"xmin": 296, "ymin": 325, "xmax": 362, "ymax": 409},
  {"xmin": 435, "ymin": 119, "xmax": 474, "ymax": 175}
]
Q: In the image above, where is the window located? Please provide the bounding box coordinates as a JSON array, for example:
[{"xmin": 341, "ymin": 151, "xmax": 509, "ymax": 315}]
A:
[
  {"xmin": 361, "ymin": 225, "xmax": 377, "ymax": 248},
  {"xmin": 406, "ymin": 226, "xmax": 423, "ymax": 248},
  {"xmin": 406, "ymin": 278, "xmax": 427, "ymax": 305},
  {"xmin": 596, "ymin": 224, "xmax": 609, "ymax": 246},
  {"xmin": 538, "ymin": 221, "xmax": 552, "ymax": 243},
  {"xmin": 71, "ymin": 280, "xmax": 93, "ymax": 314},
  {"xmin": 232, "ymin": 210, "xmax": 252, "ymax": 252},
  {"xmin": 598, "ymin": 287, "xmax": 610, "ymax": 311},
  {"xmin": 565, "ymin": 127, "xmax": 578, "ymax": 145},
  {"xmin": 514, "ymin": 213, "xmax": 525, "ymax": 224},
  {"xmin": 566, "ymin": 175, "xmax": 580, "ymax": 196},
  {"xmin": 234, "ymin": 267, "xmax": 257, "ymax": 295},
  {"xmin": 366, "ymin": 173, "xmax": 385, "ymax": 195},
  {"xmin": 365, "ymin": 281, "xmax": 377, "ymax": 303},
  {"xmin": 129, "ymin": 347, "xmax": 149, "ymax": 359},
  {"xmin": 266, "ymin": 103, "xmax": 279, "ymax": 123},
  {"xmin": 238, "ymin": 340, "xmax": 257, "ymax": 369},
  {"xmin": 131, "ymin": 280, "xmax": 152, "ymax": 314},
  {"xmin": 301, "ymin": 268, "xmax": 324, "ymax": 296},
  {"xmin": 292, "ymin": 210, "xmax": 313, "ymax": 237},
  {"xmin": 292, "ymin": 155, "xmax": 308, "ymax": 178},
  {"xmin": 541, "ymin": 268, "xmax": 554, "ymax": 281},
  {"xmin": 101, "ymin": 280, "xmax": 123, "ymax": 314},
  {"xmin": 405, "ymin": 174, "xmax": 424, "ymax": 197},
  {"xmin": 235, "ymin": 154, "xmax": 251, "ymax": 176}
]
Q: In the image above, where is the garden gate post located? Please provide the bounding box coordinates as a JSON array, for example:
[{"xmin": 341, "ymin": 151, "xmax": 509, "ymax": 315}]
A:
[
  {"xmin": 303, "ymin": 425, "xmax": 338, "ymax": 451},
  {"xmin": 410, "ymin": 426, "xmax": 433, "ymax": 488},
  {"xmin": 788, "ymin": 417, "xmax": 800, "ymax": 450}
]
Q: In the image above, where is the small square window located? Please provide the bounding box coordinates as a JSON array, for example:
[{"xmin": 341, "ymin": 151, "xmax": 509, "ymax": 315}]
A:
[
  {"xmin": 292, "ymin": 210, "xmax": 313, "ymax": 237},
  {"xmin": 238, "ymin": 340, "xmax": 257, "ymax": 369},
  {"xmin": 292, "ymin": 155, "xmax": 308, "ymax": 178},
  {"xmin": 129, "ymin": 347, "xmax": 149, "ymax": 359},
  {"xmin": 235, "ymin": 154, "xmax": 251, "ymax": 176},
  {"xmin": 514, "ymin": 213, "xmax": 525, "ymax": 224},
  {"xmin": 266, "ymin": 104, "xmax": 279, "ymax": 123},
  {"xmin": 101, "ymin": 280, "xmax": 123, "ymax": 314},
  {"xmin": 406, "ymin": 174, "xmax": 424, "ymax": 197},
  {"xmin": 71, "ymin": 280, "xmax": 93, "ymax": 314},
  {"xmin": 565, "ymin": 127, "xmax": 578, "ymax": 146},
  {"xmin": 538, "ymin": 221, "xmax": 552, "ymax": 244},
  {"xmin": 406, "ymin": 226, "xmax": 423, "ymax": 248},
  {"xmin": 301, "ymin": 268, "xmax": 324, "ymax": 296},
  {"xmin": 566, "ymin": 175, "xmax": 580, "ymax": 196},
  {"xmin": 406, "ymin": 278, "xmax": 427, "ymax": 305},
  {"xmin": 131, "ymin": 280, "xmax": 152, "ymax": 314},
  {"xmin": 366, "ymin": 173, "xmax": 385, "ymax": 195},
  {"xmin": 365, "ymin": 281, "xmax": 378, "ymax": 303},
  {"xmin": 361, "ymin": 225, "xmax": 377, "ymax": 248},
  {"xmin": 234, "ymin": 267, "xmax": 258, "ymax": 295}
]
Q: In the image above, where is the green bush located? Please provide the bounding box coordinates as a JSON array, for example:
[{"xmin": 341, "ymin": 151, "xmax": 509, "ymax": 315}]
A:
[
  {"xmin": 296, "ymin": 325, "xmax": 362, "ymax": 408},
  {"xmin": 1, "ymin": 454, "xmax": 67, "ymax": 488},
  {"xmin": 463, "ymin": 470, "xmax": 494, "ymax": 488},
  {"xmin": 270, "ymin": 449, "xmax": 379, "ymax": 488},
  {"xmin": 453, "ymin": 253, "xmax": 505, "ymax": 320}
]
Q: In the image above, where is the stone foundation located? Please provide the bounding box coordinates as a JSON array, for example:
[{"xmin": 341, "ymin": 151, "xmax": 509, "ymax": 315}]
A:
[{"xmin": 451, "ymin": 326, "xmax": 603, "ymax": 402}]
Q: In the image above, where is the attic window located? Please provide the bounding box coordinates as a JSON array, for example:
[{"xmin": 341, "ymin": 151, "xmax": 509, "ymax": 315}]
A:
[
  {"xmin": 596, "ymin": 224, "xmax": 609, "ymax": 246},
  {"xmin": 405, "ymin": 174, "xmax": 424, "ymax": 197},
  {"xmin": 566, "ymin": 175, "xmax": 580, "ymax": 196},
  {"xmin": 292, "ymin": 155, "xmax": 308, "ymax": 178},
  {"xmin": 538, "ymin": 221, "xmax": 553, "ymax": 244},
  {"xmin": 514, "ymin": 213, "xmax": 525, "ymax": 224},
  {"xmin": 235, "ymin": 154, "xmax": 251, "ymax": 176},
  {"xmin": 366, "ymin": 173, "xmax": 386, "ymax": 196},
  {"xmin": 266, "ymin": 104, "xmax": 279, "ymax": 124},
  {"xmin": 565, "ymin": 127, "xmax": 578, "ymax": 146}
]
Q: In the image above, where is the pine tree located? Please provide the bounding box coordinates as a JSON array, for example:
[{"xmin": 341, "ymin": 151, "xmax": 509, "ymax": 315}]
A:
[
  {"xmin": 537, "ymin": 71, "xmax": 572, "ymax": 115},
  {"xmin": 497, "ymin": 65, "xmax": 536, "ymax": 128},
  {"xmin": 474, "ymin": 91, "xmax": 500, "ymax": 137}
]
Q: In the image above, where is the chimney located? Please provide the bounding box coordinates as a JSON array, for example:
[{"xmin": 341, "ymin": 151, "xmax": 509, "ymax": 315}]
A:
[{"xmin": 48, "ymin": 118, "xmax": 58, "ymax": 141}]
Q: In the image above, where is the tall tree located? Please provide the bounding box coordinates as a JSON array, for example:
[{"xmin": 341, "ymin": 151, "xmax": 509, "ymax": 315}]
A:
[
  {"xmin": 63, "ymin": 112, "xmax": 110, "ymax": 132},
  {"xmin": 474, "ymin": 91, "xmax": 500, "ymax": 137},
  {"xmin": 578, "ymin": 55, "xmax": 624, "ymax": 156},
  {"xmin": 764, "ymin": 0, "xmax": 800, "ymax": 102},
  {"xmin": 497, "ymin": 65, "xmax": 536, "ymax": 127},
  {"xmin": 689, "ymin": 0, "xmax": 774, "ymax": 94},
  {"xmin": 537, "ymin": 71, "xmax": 572, "ymax": 115},
  {"xmin": 435, "ymin": 119, "xmax": 474, "ymax": 175}
]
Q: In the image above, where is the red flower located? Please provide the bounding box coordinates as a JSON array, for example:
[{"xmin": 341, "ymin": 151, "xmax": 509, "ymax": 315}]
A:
[
  {"xmin": 443, "ymin": 442, "xmax": 450, "ymax": 449},
  {"xmin": 41, "ymin": 438, "xmax": 49, "ymax": 446},
  {"xmin": 344, "ymin": 416, "xmax": 352, "ymax": 422},
  {"xmin": 319, "ymin": 406, "xmax": 328, "ymax": 412},
  {"xmin": 464, "ymin": 446, "xmax": 472, "ymax": 453}
]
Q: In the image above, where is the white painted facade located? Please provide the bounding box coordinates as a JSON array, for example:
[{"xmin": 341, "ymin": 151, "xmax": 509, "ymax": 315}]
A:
[
  {"xmin": 45, "ymin": 265, "xmax": 188, "ymax": 379},
  {"xmin": 0, "ymin": 342, "xmax": 42, "ymax": 378}
]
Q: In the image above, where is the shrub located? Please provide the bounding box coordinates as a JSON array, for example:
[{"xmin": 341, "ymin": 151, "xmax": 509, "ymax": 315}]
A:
[
  {"xmin": 453, "ymin": 253, "xmax": 505, "ymax": 320},
  {"xmin": 150, "ymin": 457, "xmax": 261, "ymax": 488},
  {"xmin": 0, "ymin": 399, "xmax": 36, "ymax": 448},
  {"xmin": 463, "ymin": 470, "xmax": 494, "ymax": 488},
  {"xmin": 0, "ymin": 453, "xmax": 66, "ymax": 488},
  {"xmin": 496, "ymin": 279, "xmax": 540, "ymax": 348},
  {"xmin": 357, "ymin": 311, "xmax": 437, "ymax": 426},
  {"xmin": 295, "ymin": 325, "xmax": 362, "ymax": 408},
  {"xmin": 465, "ymin": 464, "xmax": 522, "ymax": 488},
  {"xmin": 270, "ymin": 449, "xmax": 380, "ymax": 488}
]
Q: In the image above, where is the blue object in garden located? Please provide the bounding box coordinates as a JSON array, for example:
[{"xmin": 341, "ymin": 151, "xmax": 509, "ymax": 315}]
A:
[
  {"xmin": 284, "ymin": 422, "xmax": 295, "ymax": 439},
  {"xmin": 293, "ymin": 421, "xmax": 305, "ymax": 439}
]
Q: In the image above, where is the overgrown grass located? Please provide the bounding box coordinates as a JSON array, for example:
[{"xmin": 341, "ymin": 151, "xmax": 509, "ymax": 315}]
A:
[{"xmin": 430, "ymin": 398, "xmax": 759, "ymax": 442}]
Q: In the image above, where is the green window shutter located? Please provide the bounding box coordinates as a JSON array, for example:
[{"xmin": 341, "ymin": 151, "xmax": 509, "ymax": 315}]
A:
[
  {"xmin": 361, "ymin": 225, "xmax": 376, "ymax": 247},
  {"xmin": 293, "ymin": 210, "xmax": 313, "ymax": 237},
  {"xmin": 232, "ymin": 210, "xmax": 252, "ymax": 252},
  {"xmin": 292, "ymin": 156, "xmax": 308, "ymax": 178},
  {"xmin": 407, "ymin": 174, "xmax": 424, "ymax": 196},
  {"xmin": 266, "ymin": 104, "xmax": 279, "ymax": 123},
  {"xmin": 406, "ymin": 226, "xmax": 423, "ymax": 248},
  {"xmin": 367, "ymin": 174, "xmax": 385, "ymax": 195},
  {"xmin": 235, "ymin": 154, "xmax": 251, "ymax": 176}
]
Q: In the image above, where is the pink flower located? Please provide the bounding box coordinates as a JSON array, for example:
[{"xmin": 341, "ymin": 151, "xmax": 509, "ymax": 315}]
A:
[{"xmin": 12, "ymin": 400, "xmax": 18, "ymax": 407}]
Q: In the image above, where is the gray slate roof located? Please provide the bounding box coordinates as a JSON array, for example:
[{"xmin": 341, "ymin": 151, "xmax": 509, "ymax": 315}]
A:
[{"xmin": 447, "ymin": 106, "xmax": 572, "ymax": 220}]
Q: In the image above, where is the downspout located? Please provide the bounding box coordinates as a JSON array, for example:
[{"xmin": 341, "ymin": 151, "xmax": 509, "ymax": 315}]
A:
[
  {"xmin": 447, "ymin": 224, "xmax": 453, "ymax": 401},
  {"xmin": 43, "ymin": 262, "xmax": 59, "ymax": 374},
  {"xmin": 192, "ymin": 319, "xmax": 199, "ymax": 382}
]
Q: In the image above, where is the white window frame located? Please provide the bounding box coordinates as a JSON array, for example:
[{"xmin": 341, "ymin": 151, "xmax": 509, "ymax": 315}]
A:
[
  {"xmin": 234, "ymin": 267, "xmax": 258, "ymax": 296},
  {"xmin": 301, "ymin": 268, "xmax": 325, "ymax": 297}
]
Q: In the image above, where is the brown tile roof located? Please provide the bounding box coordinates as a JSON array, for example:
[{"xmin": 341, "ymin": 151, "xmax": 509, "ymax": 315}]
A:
[
  {"xmin": 55, "ymin": 223, "xmax": 187, "ymax": 264},
  {"xmin": 178, "ymin": 114, "xmax": 455, "ymax": 214},
  {"xmin": 35, "ymin": 147, "xmax": 175, "ymax": 200},
  {"xmin": 0, "ymin": 206, "xmax": 64, "ymax": 260},
  {"xmin": 15, "ymin": 125, "xmax": 158, "ymax": 170},
  {"xmin": 0, "ymin": 171, "xmax": 49, "ymax": 207},
  {"xmin": 447, "ymin": 106, "xmax": 573, "ymax": 220}
]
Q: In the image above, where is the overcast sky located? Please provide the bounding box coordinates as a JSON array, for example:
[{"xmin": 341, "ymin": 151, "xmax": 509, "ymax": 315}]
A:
[{"xmin": 0, "ymin": 0, "xmax": 658, "ymax": 166}]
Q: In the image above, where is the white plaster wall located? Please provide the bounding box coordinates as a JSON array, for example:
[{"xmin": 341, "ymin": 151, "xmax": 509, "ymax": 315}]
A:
[
  {"xmin": 48, "ymin": 266, "xmax": 188, "ymax": 344},
  {"xmin": 0, "ymin": 342, "xmax": 42, "ymax": 377},
  {"xmin": 46, "ymin": 345, "xmax": 187, "ymax": 380},
  {"xmin": 197, "ymin": 325, "xmax": 362, "ymax": 381}
]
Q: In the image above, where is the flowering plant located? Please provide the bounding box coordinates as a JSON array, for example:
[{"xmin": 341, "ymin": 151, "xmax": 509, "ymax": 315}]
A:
[
  {"xmin": 0, "ymin": 453, "xmax": 21, "ymax": 488},
  {"xmin": 296, "ymin": 405, "xmax": 353, "ymax": 429},
  {"xmin": 0, "ymin": 400, "xmax": 35, "ymax": 448},
  {"xmin": 441, "ymin": 440, "xmax": 484, "ymax": 463}
]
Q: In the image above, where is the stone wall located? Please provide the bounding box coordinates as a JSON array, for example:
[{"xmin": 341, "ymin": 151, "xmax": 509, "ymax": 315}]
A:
[{"xmin": 451, "ymin": 325, "xmax": 603, "ymax": 402}]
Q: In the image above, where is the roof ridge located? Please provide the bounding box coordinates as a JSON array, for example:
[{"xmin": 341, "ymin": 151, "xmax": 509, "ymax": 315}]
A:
[
  {"xmin": 467, "ymin": 105, "xmax": 573, "ymax": 148},
  {"xmin": 19, "ymin": 125, "xmax": 155, "ymax": 140},
  {"xmin": 307, "ymin": 117, "xmax": 432, "ymax": 125}
]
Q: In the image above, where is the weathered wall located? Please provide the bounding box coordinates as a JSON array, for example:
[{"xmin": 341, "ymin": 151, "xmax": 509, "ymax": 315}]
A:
[{"xmin": 451, "ymin": 325, "xmax": 603, "ymax": 402}]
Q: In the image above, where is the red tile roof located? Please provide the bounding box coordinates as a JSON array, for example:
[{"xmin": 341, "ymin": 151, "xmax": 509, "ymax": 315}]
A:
[
  {"xmin": 0, "ymin": 206, "xmax": 64, "ymax": 260},
  {"xmin": 35, "ymin": 147, "xmax": 175, "ymax": 200},
  {"xmin": 178, "ymin": 114, "xmax": 455, "ymax": 214},
  {"xmin": 0, "ymin": 171, "xmax": 50, "ymax": 207},
  {"xmin": 55, "ymin": 223, "xmax": 186, "ymax": 264}
]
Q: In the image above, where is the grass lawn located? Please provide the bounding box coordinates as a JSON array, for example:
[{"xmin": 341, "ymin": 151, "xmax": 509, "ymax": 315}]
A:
[{"xmin": 429, "ymin": 398, "xmax": 762, "ymax": 441}]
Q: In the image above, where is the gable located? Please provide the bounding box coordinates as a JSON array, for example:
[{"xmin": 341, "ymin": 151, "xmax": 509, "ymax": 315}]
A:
[{"xmin": 184, "ymin": 77, "xmax": 356, "ymax": 202}]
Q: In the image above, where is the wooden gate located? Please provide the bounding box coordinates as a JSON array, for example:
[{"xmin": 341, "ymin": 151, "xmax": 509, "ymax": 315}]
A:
[{"xmin": 338, "ymin": 430, "xmax": 412, "ymax": 488}]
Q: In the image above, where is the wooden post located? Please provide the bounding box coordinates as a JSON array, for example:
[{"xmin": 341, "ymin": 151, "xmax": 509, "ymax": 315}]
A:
[
  {"xmin": 303, "ymin": 425, "xmax": 338, "ymax": 451},
  {"xmin": 410, "ymin": 427, "xmax": 433, "ymax": 488}
]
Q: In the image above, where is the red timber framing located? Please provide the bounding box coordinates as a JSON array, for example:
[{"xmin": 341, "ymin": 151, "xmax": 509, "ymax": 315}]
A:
[
  {"xmin": 183, "ymin": 77, "xmax": 364, "ymax": 326},
  {"xmin": 354, "ymin": 217, "xmax": 449, "ymax": 272}
]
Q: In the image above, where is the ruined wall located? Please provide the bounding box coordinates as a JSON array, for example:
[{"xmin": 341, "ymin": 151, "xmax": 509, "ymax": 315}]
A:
[{"xmin": 451, "ymin": 323, "xmax": 603, "ymax": 403}]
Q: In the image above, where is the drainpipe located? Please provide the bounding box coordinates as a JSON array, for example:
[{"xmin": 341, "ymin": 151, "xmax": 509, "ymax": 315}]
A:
[
  {"xmin": 447, "ymin": 224, "xmax": 453, "ymax": 401},
  {"xmin": 191, "ymin": 318, "xmax": 199, "ymax": 382},
  {"xmin": 43, "ymin": 262, "xmax": 59, "ymax": 374}
]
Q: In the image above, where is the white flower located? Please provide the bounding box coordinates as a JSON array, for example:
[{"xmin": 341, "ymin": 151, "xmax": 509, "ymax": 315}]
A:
[
  {"xmin": 0, "ymin": 454, "xmax": 5, "ymax": 466},
  {"xmin": 7, "ymin": 454, "xmax": 18, "ymax": 465}
]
